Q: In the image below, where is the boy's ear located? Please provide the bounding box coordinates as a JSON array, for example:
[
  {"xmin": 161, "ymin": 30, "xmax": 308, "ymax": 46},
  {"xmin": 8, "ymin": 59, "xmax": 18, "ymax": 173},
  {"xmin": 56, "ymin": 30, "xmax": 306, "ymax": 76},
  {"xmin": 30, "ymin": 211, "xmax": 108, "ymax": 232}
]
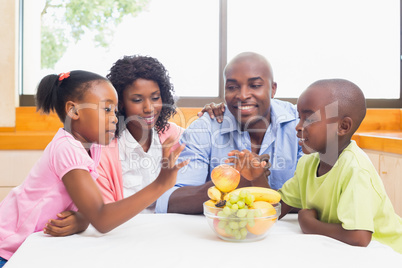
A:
[
  {"xmin": 65, "ymin": 101, "xmax": 79, "ymax": 120},
  {"xmin": 337, "ymin": 117, "xmax": 352, "ymax": 136}
]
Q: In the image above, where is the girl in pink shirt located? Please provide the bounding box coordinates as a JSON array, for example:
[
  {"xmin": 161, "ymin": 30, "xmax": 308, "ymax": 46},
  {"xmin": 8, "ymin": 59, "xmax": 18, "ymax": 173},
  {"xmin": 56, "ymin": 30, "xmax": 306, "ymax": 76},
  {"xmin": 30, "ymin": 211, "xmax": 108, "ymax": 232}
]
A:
[{"xmin": 0, "ymin": 70, "xmax": 188, "ymax": 266}]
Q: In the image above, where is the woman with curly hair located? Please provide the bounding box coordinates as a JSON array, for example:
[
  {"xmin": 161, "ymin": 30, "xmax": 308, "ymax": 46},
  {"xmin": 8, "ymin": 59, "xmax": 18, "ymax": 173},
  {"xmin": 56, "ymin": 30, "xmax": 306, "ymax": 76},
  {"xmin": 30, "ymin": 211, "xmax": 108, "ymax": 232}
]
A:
[{"xmin": 109, "ymin": 55, "xmax": 178, "ymax": 139}]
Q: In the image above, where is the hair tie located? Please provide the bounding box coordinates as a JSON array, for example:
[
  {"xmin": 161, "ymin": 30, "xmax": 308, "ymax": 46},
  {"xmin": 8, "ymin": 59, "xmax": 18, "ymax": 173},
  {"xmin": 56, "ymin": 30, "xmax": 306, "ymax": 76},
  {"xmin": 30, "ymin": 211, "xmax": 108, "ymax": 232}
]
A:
[{"xmin": 58, "ymin": 72, "xmax": 70, "ymax": 81}]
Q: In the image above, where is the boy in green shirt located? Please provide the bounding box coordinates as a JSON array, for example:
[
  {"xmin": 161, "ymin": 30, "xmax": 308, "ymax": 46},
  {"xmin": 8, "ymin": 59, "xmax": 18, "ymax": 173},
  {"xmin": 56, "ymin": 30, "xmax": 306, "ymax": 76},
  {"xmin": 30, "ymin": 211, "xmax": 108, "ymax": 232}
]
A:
[{"xmin": 278, "ymin": 79, "xmax": 402, "ymax": 254}]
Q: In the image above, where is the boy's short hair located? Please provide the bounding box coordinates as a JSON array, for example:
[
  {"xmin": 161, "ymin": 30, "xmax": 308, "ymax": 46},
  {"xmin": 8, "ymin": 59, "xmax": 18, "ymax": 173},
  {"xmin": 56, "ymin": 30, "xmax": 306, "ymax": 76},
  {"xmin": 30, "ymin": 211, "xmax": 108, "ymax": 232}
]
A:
[{"xmin": 309, "ymin": 79, "xmax": 366, "ymax": 134}]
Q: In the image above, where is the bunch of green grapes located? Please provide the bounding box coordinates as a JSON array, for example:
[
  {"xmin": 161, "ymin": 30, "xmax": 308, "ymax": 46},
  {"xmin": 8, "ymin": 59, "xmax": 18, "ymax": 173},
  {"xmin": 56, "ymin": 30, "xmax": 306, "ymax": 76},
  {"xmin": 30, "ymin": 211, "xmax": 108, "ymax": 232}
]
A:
[{"xmin": 216, "ymin": 189, "xmax": 262, "ymax": 240}]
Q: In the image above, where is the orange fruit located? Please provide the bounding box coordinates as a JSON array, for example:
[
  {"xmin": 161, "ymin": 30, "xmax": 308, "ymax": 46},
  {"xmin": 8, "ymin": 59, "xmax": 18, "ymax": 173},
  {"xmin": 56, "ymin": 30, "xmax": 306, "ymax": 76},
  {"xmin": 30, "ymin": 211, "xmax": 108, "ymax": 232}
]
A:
[{"xmin": 247, "ymin": 201, "xmax": 277, "ymax": 235}]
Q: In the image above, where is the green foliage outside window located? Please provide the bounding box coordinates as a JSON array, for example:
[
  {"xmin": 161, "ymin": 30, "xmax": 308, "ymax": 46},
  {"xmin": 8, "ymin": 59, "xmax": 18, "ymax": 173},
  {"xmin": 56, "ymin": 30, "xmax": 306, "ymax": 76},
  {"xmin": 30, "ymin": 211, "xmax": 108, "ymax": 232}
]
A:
[{"xmin": 40, "ymin": 0, "xmax": 149, "ymax": 69}]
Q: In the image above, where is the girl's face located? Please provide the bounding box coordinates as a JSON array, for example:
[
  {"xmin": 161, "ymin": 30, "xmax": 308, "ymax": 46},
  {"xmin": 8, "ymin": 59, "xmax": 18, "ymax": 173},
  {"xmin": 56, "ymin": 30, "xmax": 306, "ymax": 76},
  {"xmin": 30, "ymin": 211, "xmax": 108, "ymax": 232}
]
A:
[
  {"xmin": 121, "ymin": 78, "xmax": 163, "ymax": 131},
  {"xmin": 73, "ymin": 80, "xmax": 118, "ymax": 147}
]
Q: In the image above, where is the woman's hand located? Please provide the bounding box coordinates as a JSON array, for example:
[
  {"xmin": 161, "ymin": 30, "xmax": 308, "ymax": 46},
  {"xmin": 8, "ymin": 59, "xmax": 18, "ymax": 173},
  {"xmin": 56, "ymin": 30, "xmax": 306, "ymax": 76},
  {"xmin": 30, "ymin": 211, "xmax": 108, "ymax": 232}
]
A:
[
  {"xmin": 197, "ymin": 102, "xmax": 225, "ymax": 123},
  {"xmin": 44, "ymin": 210, "xmax": 89, "ymax": 237},
  {"xmin": 157, "ymin": 136, "xmax": 190, "ymax": 189}
]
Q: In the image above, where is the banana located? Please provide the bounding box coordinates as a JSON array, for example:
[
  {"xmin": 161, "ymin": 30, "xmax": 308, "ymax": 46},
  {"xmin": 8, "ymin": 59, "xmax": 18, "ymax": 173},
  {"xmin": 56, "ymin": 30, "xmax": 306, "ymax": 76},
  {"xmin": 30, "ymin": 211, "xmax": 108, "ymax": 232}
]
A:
[
  {"xmin": 224, "ymin": 187, "xmax": 281, "ymax": 204},
  {"xmin": 204, "ymin": 199, "xmax": 217, "ymax": 207},
  {"xmin": 207, "ymin": 186, "xmax": 222, "ymax": 201}
]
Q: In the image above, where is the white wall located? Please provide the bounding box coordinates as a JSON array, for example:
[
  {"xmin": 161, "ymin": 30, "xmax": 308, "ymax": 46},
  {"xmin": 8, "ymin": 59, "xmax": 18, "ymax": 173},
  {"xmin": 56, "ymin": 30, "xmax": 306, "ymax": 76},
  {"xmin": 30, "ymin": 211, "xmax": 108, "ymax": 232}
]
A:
[{"xmin": 0, "ymin": 0, "xmax": 18, "ymax": 127}]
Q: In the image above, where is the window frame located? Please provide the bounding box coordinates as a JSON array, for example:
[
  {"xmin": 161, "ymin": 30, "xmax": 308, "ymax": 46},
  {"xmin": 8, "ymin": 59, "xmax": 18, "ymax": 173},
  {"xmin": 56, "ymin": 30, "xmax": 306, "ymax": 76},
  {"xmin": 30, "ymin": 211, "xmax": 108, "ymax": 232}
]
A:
[{"xmin": 19, "ymin": 0, "xmax": 402, "ymax": 108}]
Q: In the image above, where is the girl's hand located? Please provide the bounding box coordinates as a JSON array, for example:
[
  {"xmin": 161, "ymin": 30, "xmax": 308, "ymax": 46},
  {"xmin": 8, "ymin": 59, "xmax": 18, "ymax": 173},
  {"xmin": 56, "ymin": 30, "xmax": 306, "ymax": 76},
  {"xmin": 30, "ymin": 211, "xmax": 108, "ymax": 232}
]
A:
[
  {"xmin": 157, "ymin": 136, "xmax": 189, "ymax": 189},
  {"xmin": 197, "ymin": 102, "xmax": 225, "ymax": 123},
  {"xmin": 225, "ymin": 149, "xmax": 271, "ymax": 182},
  {"xmin": 44, "ymin": 210, "xmax": 89, "ymax": 237}
]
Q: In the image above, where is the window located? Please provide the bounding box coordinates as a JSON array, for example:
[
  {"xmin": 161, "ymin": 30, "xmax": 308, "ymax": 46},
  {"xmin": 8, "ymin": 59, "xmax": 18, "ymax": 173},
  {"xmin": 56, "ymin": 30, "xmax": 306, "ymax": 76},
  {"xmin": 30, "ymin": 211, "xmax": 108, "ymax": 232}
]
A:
[
  {"xmin": 227, "ymin": 0, "xmax": 401, "ymax": 108},
  {"xmin": 20, "ymin": 0, "xmax": 222, "ymax": 106},
  {"xmin": 20, "ymin": 0, "xmax": 402, "ymax": 108}
]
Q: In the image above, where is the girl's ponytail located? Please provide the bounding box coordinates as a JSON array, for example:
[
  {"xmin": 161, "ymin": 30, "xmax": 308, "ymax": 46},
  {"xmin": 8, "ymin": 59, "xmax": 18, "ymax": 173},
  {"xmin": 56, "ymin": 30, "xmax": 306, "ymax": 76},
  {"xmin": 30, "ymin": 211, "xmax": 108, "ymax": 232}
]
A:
[{"xmin": 35, "ymin": 74, "xmax": 60, "ymax": 115}]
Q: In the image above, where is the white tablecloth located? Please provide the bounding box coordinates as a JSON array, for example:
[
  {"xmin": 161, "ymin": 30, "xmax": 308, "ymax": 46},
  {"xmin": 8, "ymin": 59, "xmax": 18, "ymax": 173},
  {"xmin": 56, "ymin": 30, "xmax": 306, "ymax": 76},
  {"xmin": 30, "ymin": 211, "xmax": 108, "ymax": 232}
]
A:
[{"xmin": 5, "ymin": 214, "xmax": 402, "ymax": 268}]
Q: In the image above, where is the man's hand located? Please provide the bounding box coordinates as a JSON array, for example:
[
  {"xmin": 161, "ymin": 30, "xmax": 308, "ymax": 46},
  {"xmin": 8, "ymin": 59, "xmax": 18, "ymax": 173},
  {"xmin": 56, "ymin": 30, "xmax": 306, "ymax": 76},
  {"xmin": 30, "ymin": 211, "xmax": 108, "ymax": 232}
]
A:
[
  {"xmin": 44, "ymin": 210, "xmax": 89, "ymax": 237},
  {"xmin": 256, "ymin": 153, "xmax": 271, "ymax": 178},
  {"xmin": 225, "ymin": 149, "xmax": 271, "ymax": 183}
]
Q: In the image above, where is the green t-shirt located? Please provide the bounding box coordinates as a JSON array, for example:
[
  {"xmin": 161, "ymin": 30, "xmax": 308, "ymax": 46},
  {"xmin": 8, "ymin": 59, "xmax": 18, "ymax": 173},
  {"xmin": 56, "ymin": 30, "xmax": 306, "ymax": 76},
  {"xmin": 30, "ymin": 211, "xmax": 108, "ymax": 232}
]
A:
[{"xmin": 279, "ymin": 141, "xmax": 402, "ymax": 254}]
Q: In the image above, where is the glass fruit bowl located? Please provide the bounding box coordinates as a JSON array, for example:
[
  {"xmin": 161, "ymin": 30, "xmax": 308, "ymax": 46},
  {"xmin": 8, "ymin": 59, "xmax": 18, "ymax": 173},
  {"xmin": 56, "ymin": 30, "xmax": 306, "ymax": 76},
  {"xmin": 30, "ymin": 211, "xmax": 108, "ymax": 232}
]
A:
[{"xmin": 203, "ymin": 200, "xmax": 281, "ymax": 242}]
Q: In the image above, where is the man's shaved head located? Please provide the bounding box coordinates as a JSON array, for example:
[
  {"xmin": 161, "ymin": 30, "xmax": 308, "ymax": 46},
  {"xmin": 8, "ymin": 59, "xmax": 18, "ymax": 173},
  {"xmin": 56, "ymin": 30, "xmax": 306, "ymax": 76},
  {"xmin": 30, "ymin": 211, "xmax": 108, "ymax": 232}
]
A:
[{"xmin": 224, "ymin": 52, "xmax": 274, "ymax": 83}]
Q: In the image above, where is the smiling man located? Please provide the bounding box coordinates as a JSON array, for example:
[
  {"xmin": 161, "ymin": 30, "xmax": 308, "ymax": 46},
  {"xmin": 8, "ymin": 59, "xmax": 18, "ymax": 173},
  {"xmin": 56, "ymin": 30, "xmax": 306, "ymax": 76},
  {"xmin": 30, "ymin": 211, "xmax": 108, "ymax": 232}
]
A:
[{"xmin": 156, "ymin": 52, "xmax": 303, "ymax": 214}]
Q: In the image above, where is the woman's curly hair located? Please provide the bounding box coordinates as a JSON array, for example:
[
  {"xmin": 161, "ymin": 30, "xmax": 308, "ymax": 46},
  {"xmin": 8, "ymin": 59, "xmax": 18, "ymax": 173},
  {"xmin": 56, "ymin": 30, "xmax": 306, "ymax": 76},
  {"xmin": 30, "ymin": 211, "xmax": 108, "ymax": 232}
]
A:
[{"xmin": 107, "ymin": 55, "xmax": 177, "ymax": 137}]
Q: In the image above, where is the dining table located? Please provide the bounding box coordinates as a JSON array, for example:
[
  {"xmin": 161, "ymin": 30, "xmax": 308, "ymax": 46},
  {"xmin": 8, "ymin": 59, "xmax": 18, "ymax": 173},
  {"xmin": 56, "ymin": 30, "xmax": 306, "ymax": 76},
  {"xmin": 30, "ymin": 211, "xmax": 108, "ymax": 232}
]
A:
[{"xmin": 4, "ymin": 213, "xmax": 402, "ymax": 268}]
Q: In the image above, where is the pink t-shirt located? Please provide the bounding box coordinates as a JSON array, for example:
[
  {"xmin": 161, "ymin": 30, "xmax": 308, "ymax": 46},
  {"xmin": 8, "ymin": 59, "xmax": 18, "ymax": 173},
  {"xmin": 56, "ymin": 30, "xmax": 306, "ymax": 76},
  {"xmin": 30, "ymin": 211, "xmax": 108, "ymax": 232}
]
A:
[{"xmin": 0, "ymin": 128, "xmax": 101, "ymax": 260}]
